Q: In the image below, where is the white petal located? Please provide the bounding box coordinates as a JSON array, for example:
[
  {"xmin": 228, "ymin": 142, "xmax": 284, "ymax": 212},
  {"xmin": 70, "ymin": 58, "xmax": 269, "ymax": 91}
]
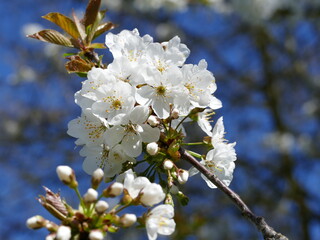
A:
[
  {"xmin": 122, "ymin": 133, "xmax": 142, "ymax": 157},
  {"xmin": 130, "ymin": 106, "xmax": 149, "ymax": 124},
  {"xmin": 140, "ymin": 124, "xmax": 160, "ymax": 143},
  {"xmin": 104, "ymin": 126, "xmax": 126, "ymax": 147}
]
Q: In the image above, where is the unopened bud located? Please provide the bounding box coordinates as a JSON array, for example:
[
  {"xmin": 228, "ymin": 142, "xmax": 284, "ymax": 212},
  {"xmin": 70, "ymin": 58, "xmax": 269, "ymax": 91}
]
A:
[
  {"xmin": 89, "ymin": 230, "xmax": 104, "ymax": 240},
  {"xmin": 56, "ymin": 226, "xmax": 71, "ymax": 240},
  {"xmin": 146, "ymin": 142, "xmax": 159, "ymax": 156},
  {"xmin": 26, "ymin": 215, "xmax": 47, "ymax": 229},
  {"xmin": 120, "ymin": 214, "xmax": 137, "ymax": 227},
  {"xmin": 147, "ymin": 115, "xmax": 160, "ymax": 126},
  {"xmin": 171, "ymin": 108, "xmax": 179, "ymax": 119},
  {"xmin": 95, "ymin": 200, "xmax": 109, "ymax": 214},
  {"xmin": 83, "ymin": 188, "xmax": 98, "ymax": 204},
  {"xmin": 56, "ymin": 166, "xmax": 78, "ymax": 188},
  {"xmin": 103, "ymin": 182, "xmax": 124, "ymax": 197},
  {"xmin": 178, "ymin": 170, "xmax": 189, "ymax": 184},
  {"xmin": 163, "ymin": 159, "xmax": 174, "ymax": 170},
  {"xmin": 91, "ymin": 168, "xmax": 104, "ymax": 189}
]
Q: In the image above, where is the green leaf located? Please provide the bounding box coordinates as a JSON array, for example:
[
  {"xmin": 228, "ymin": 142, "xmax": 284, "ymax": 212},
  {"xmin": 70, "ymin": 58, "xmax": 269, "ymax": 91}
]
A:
[
  {"xmin": 27, "ymin": 29, "xmax": 74, "ymax": 47},
  {"xmin": 42, "ymin": 12, "xmax": 80, "ymax": 40},
  {"xmin": 82, "ymin": 0, "xmax": 101, "ymax": 28},
  {"xmin": 93, "ymin": 22, "xmax": 116, "ymax": 40}
]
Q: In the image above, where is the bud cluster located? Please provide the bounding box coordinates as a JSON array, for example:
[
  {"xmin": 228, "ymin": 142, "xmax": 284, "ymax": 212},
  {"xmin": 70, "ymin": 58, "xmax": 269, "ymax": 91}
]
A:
[{"xmin": 27, "ymin": 166, "xmax": 176, "ymax": 240}]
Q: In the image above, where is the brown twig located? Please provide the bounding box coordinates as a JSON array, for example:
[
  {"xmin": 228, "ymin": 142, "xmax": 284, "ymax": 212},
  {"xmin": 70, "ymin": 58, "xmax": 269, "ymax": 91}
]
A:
[{"xmin": 179, "ymin": 148, "xmax": 289, "ymax": 240}]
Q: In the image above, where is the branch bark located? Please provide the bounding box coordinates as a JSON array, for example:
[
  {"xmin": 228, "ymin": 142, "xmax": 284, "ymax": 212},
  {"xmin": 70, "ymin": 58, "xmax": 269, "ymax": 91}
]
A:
[{"xmin": 179, "ymin": 148, "xmax": 289, "ymax": 240}]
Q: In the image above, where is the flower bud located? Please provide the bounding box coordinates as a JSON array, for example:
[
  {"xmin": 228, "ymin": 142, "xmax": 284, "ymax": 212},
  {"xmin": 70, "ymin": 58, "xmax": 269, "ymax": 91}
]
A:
[
  {"xmin": 147, "ymin": 115, "xmax": 160, "ymax": 126},
  {"xmin": 89, "ymin": 230, "xmax": 104, "ymax": 240},
  {"xmin": 26, "ymin": 215, "xmax": 47, "ymax": 229},
  {"xmin": 91, "ymin": 168, "xmax": 104, "ymax": 189},
  {"xmin": 178, "ymin": 170, "xmax": 189, "ymax": 184},
  {"xmin": 95, "ymin": 200, "xmax": 109, "ymax": 214},
  {"xmin": 163, "ymin": 159, "xmax": 174, "ymax": 170},
  {"xmin": 56, "ymin": 226, "xmax": 71, "ymax": 240},
  {"xmin": 103, "ymin": 182, "xmax": 124, "ymax": 197},
  {"xmin": 83, "ymin": 188, "xmax": 98, "ymax": 204},
  {"xmin": 56, "ymin": 166, "xmax": 78, "ymax": 188},
  {"xmin": 120, "ymin": 213, "xmax": 137, "ymax": 227},
  {"xmin": 171, "ymin": 108, "xmax": 179, "ymax": 119},
  {"xmin": 146, "ymin": 142, "xmax": 159, "ymax": 156}
]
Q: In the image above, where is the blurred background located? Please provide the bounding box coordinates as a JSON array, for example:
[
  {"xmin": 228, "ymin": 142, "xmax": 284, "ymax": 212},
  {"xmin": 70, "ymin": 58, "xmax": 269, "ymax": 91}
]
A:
[{"xmin": 0, "ymin": 0, "xmax": 320, "ymax": 239}]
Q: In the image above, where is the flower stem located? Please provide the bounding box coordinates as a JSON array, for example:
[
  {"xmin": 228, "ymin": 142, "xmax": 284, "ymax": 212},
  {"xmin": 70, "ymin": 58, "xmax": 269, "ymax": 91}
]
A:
[
  {"xmin": 186, "ymin": 150, "xmax": 202, "ymax": 159},
  {"xmin": 182, "ymin": 142, "xmax": 205, "ymax": 146}
]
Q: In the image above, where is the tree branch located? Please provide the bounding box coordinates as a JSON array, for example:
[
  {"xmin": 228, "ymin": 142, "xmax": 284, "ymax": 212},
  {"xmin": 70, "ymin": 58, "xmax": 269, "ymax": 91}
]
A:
[{"xmin": 179, "ymin": 148, "xmax": 289, "ymax": 240}]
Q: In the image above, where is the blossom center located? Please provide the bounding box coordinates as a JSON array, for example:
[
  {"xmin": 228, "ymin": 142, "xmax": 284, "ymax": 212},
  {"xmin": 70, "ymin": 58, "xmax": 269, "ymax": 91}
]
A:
[{"xmin": 156, "ymin": 85, "xmax": 166, "ymax": 96}]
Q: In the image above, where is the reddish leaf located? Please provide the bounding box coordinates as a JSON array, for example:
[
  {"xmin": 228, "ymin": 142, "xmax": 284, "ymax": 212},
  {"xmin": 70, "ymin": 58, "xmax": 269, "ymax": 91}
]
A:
[
  {"xmin": 65, "ymin": 56, "xmax": 93, "ymax": 73},
  {"xmin": 93, "ymin": 22, "xmax": 116, "ymax": 40},
  {"xmin": 72, "ymin": 10, "xmax": 86, "ymax": 41},
  {"xmin": 82, "ymin": 0, "xmax": 101, "ymax": 28},
  {"xmin": 42, "ymin": 12, "xmax": 80, "ymax": 39},
  {"xmin": 27, "ymin": 29, "xmax": 74, "ymax": 47}
]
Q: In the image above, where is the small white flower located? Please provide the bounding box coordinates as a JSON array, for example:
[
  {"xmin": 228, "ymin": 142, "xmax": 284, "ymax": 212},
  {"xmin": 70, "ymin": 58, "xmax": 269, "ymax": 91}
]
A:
[
  {"xmin": 199, "ymin": 117, "xmax": 237, "ymax": 188},
  {"xmin": 83, "ymin": 188, "xmax": 98, "ymax": 203},
  {"xmin": 81, "ymin": 144, "xmax": 135, "ymax": 178},
  {"xmin": 146, "ymin": 142, "xmax": 159, "ymax": 155},
  {"xmin": 123, "ymin": 169, "xmax": 165, "ymax": 206},
  {"xmin": 105, "ymin": 106, "xmax": 160, "ymax": 157},
  {"xmin": 67, "ymin": 112, "xmax": 108, "ymax": 147},
  {"xmin": 56, "ymin": 226, "xmax": 71, "ymax": 240},
  {"xmin": 89, "ymin": 230, "xmax": 104, "ymax": 240},
  {"xmin": 85, "ymin": 81, "xmax": 136, "ymax": 125},
  {"xmin": 120, "ymin": 213, "xmax": 137, "ymax": 227},
  {"xmin": 95, "ymin": 200, "xmax": 109, "ymax": 214},
  {"xmin": 146, "ymin": 205, "xmax": 176, "ymax": 240}
]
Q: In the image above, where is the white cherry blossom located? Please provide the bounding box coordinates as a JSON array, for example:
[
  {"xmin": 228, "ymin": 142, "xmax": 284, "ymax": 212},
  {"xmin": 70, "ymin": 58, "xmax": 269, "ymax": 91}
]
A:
[
  {"xmin": 84, "ymin": 81, "xmax": 136, "ymax": 125},
  {"xmin": 146, "ymin": 204, "xmax": 176, "ymax": 240},
  {"xmin": 123, "ymin": 169, "xmax": 165, "ymax": 206},
  {"xmin": 80, "ymin": 144, "xmax": 135, "ymax": 178},
  {"xmin": 105, "ymin": 106, "xmax": 160, "ymax": 157},
  {"xmin": 67, "ymin": 112, "xmax": 108, "ymax": 146}
]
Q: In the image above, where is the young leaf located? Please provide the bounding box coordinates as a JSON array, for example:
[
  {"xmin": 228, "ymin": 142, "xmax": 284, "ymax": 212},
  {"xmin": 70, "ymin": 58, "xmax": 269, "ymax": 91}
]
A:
[
  {"xmin": 27, "ymin": 29, "xmax": 74, "ymax": 47},
  {"xmin": 86, "ymin": 10, "xmax": 107, "ymax": 43},
  {"xmin": 72, "ymin": 10, "xmax": 86, "ymax": 41},
  {"xmin": 65, "ymin": 56, "xmax": 93, "ymax": 73},
  {"xmin": 82, "ymin": 0, "xmax": 101, "ymax": 28},
  {"xmin": 42, "ymin": 13, "xmax": 80, "ymax": 40},
  {"xmin": 93, "ymin": 22, "xmax": 116, "ymax": 40}
]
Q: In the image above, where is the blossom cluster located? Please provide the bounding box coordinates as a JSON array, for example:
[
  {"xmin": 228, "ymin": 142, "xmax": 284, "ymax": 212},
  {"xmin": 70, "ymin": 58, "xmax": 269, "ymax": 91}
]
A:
[
  {"xmin": 68, "ymin": 28, "xmax": 224, "ymax": 178},
  {"xmin": 64, "ymin": 28, "xmax": 237, "ymax": 239}
]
